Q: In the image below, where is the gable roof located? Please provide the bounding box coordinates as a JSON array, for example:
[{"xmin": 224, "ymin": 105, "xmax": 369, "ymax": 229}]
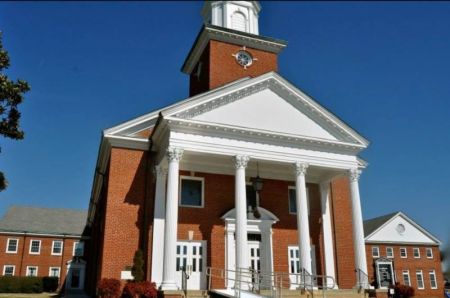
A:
[
  {"xmin": 364, "ymin": 211, "xmax": 441, "ymax": 244},
  {"xmin": 0, "ymin": 206, "xmax": 87, "ymax": 236}
]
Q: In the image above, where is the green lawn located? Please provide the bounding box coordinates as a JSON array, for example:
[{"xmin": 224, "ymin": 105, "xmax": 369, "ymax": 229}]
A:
[{"xmin": 0, "ymin": 293, "xmax": 58, "ymax": 298}]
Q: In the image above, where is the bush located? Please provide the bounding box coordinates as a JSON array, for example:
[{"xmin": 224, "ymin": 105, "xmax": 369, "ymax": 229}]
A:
[
  {"xmin": 97, "ymin": 278, "xmax": 122, "ymax": 298},
  {"xmin": 0, "ymin": 276, "xmax": 43, "ymax": 293},
  {"xmin": 393, "ymin": 282, "xmax": 415, "ymax": 298},
  {"xmin": 132, "ymin": 250, "xmax": 145, "ymax": 282},
  {"xmin": 122, "ymin": 281, "xmax": 157, "ymax": 298},
  {"xmin": 43, "ymin": 276, "xmax": 59, "ymax": 292}
]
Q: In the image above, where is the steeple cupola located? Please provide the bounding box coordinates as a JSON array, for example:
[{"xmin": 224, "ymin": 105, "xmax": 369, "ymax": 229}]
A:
[{"xmin": 201, "ymin": 1, "xmax": 261, "ymax": 35}]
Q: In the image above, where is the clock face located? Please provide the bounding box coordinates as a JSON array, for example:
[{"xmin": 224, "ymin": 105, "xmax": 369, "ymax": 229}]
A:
[{"xmin": 235, "ymin": 50, "xmax": 253, "ymax": 68}]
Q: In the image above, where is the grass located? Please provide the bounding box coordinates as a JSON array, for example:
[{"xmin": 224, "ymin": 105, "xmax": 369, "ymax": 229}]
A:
[{"xmin": 0, "ymin": 293, "xmax": 59, "ymax": 298}]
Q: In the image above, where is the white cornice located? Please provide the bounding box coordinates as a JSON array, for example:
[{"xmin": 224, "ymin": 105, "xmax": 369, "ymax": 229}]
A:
[
  {"xmin": 104, "ymin": 134, "xmax": 149, "ymax": 151},
  {"xmin": 0, "ymin": 231, "xmax": 83, "ymax": 238}
]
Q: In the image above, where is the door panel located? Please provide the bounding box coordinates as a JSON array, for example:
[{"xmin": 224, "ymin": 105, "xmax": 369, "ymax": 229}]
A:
[{"xmin": 175, "ymin": 241, "xmax": 206, "ymax": 290}]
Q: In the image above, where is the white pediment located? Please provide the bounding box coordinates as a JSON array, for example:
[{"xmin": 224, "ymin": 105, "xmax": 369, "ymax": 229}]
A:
[
  {"xmin": 191, "ymin": 89, "xmax": 338, "ymax": 141},
  {"xmin": 366, "ymin": 213, "xmax": 440, "ymax": 245}
]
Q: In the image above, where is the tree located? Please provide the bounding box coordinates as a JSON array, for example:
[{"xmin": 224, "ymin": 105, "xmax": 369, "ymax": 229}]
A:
[
  {"xmin": 131, "ymin": 250, "xmax": 145, "ymax": 282},
  {"xmin": 0, "ymin": 32, "xmax": 30, "ymax": 191}
]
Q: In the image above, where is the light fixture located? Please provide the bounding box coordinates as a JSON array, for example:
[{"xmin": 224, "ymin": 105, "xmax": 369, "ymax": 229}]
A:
[
  {"xmin": 188, "ymin": 230, "xmax": 194, "ymax": 241},
  {"xmin": 252, "ymin": 162, "xmax": 264, "ymax": 192}
]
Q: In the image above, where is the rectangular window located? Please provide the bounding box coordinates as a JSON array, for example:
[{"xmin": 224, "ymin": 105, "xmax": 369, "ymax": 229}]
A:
[
  {"xmin": 402, "ymin": 270, "xmax": 410, "ymax": 286},
  {"xmin": 372, "ymin": 246, "xmax": 380, "ymax": 258},
  {"xmin": 52, "ymin": 240, "xmax": 63, "ymax": 255},
  {"xmin": 6, "ymin": 238, "xmax": 18, "ymax": 253},
  {"xmin": 416, "ymin": 270, "xmax": 424, "ymax": 289},
  {"xmin": 386, "ymin": 247, "xmax": 394, "ymax": 258},
  {"xmin": 288, "ymin": 246, "xmax": 300, "ymax": 274},
  {"xmin": 179, "ymin": 176, "xmax": 204, "ymax": 207},
  {"xmin": 426, "ymin": 248, "xmax": 433, "ymax": 259},
  {"xmin": 49, "ymin": 267, "xmax": 60, "ymax": 278},
  {"xmin": 288, "ymin": 187, "xmax": 309, "ymax": 215},
  {"xmin": 429, "ymin": 270, "xmax": 437, "ymax": 289},
  {"xmin": 73, "ymin": 241, "xmax": 84, "ymax": 256},
  {"xmin": 400, "ymin": 247, "xmax": 407, "ymax": 258},
  {"xmin": 246, "ymin": 184, "xmax": 257, "ymax": 209},
  {"xmin": 413, "ymin": 247, "xmax": 420, "ymax": 258},
  {"xmin": 26, "ymin": 266, "xmax": 38, "ymax": 277},
  {"xmin": 3, "ymin": 265, "xmax": 15, "ymax": 276},
  {"xmin": 29, "ymin": 240, "xmax": 41, "ymax": 254}
]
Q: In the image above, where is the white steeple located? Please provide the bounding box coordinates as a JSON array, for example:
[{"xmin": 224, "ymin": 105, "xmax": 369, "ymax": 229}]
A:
[{"xmin": 202, "ymin": 1, "xmax": 261, "ymax": 35}]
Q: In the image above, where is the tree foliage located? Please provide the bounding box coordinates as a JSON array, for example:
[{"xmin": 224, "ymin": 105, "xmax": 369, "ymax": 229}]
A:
[
  {"xmin": 132, "ymin": 250, "xmax": 145, "ymax": 282},
  {"xmin": 0, "ymin": 33, "xmax": 30, "ymax": 191}
]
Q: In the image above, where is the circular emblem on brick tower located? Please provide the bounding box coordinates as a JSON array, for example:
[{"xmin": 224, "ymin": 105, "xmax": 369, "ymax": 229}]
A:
[
  {"xmin": 232, "ymin": 46, "xmax": 257, "ymax": 69},
  {"xmin": 396, "ymin": 223, "xmax": 406, "ymax": 235}
]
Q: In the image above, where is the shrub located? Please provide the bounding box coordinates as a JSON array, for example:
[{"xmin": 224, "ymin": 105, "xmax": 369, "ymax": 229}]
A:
[
  {"xmin": 97, "ymin": 278, "xmax": 121, "ymax": 298},
  {"xmin": 43, "ymin": 276, "xmax": 59, "ymax": 292},
  {"xmin": 0, "ymin": 276, "xmax": 43, "ymax": 293},
  {"xmin": 132, "ymin": 250, "xmax": 145, "ymax": 282},
  {"xmin": 393, "ymin": 282, "xmax": 415, "ymax": 298},
  {"xmin": 122, "ymin": 281, "xmax": 157, "ymax": 298}
]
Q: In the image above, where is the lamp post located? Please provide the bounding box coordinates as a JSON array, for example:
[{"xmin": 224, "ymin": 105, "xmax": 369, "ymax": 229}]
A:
[{"xmin": 251, "ymin": 162, "xmax": 263, "ymax": 218}]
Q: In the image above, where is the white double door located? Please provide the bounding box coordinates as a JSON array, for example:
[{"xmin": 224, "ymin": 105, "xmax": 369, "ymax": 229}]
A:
[
  {"xmin": 288, "ymin": 245, "xmax": 317, "ymax": 289},
  {"xmin": 175, "ymin": 241, "xmax": 206, "ymax": 290}
]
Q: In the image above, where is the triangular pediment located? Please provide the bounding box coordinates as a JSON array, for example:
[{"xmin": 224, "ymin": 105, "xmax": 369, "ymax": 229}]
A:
[{"xmin": 365, "ymin": 212, "xmax": 440, "ymax": 245}]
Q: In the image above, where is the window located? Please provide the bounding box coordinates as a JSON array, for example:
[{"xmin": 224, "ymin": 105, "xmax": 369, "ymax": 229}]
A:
[
  {"xmin": 246, "ymin": 184, "xmax": 257, "ymax": 209},
  {"xmin": 26, "ymin": 266, "xmax": 38, "ymax": 277},
  {"xmin": 429, "ymin": 270, "xmax": 437, "ymax": 289},
  {"xmin": 288, "ymin": 187, "xmax": 309, "ymax": 215},
  {"xmin": 49, "ymin": 267, "xmax": 60, "ymax": 278},
  {"xmin": 402, "ymin": 270, "xmax": 411, "ymax": 286},
  {"xmin": 426, "ymin": 248, "xmax": 433, "ymax": 259},
  {"xmin": 413, "ymin": 247, "xmax": 420, "ymax": 258},
  {"xmin": 52, "ymin": 240, "xmax": 63, "ymax": 255},
  {"xmin": 386, "ymin": 247, "xmax": 394, "ymax": 258},
  {"xmin": 29, "ymin": 240, "xmax": 41, "ymax": 254},
  {"xmin": 73, "ymin": 241, "xmax": 84, "ymax": 256},
  {"xmin": 416, "ymin": 270, "xmax": 424, "ymax": 289},
  {"xmin": 288, "ymin": 246, "xmax": 300, "ymax": 274},
  {"xmin": 179, "ymin": 177, "xmax": 204, "ymax": 207},
  {"xmin": 3, "ymin": 265, "xmax": 15, "ymax": 276},
  {"xmin": 372, "ymin": 246, "xmax": 380, "ymax": 258},
  {"xmin": 6, "ymin": 238, "xmax": 18, "ymax": 253},
  {"xmin": 400, "ymin": 247, "xmax": 407, "ymax": 258}
]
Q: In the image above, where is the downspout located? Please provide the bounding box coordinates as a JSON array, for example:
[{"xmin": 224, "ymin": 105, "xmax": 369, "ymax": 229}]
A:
[{"xmin": 19, "ymin": 232, "xmax": 27, "ymax": 276}]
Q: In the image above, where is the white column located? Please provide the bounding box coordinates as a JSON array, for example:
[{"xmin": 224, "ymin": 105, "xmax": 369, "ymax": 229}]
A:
[
  {"xmin": 234, "ymin": 155, "xmax": 249, "ymax": 279},
  {"xmin": 348, "ymin": 168, "xmax": 368, "ymax": 286},
  {"xmin": 151, "ymin": 165, "xmax": 167, "ymax": 287},
  {"xmin": 160, "ymin": 147, "xmax": 183, "ymax": 290},
  {"xmin": 294, "ymin": 162, "xmax": 312, "ymax": 274},
  {"xmin": 320, "ymin": 182, "xmax": 337, "ymax": 288}
]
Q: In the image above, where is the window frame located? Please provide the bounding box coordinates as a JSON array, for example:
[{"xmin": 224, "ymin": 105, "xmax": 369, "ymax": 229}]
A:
[
  {"xmin": 29, "ymin": 240, "xmax": 41, "ymax": 255},
  {"xmin": 179, "ymin": 176, "xmax": 205, "ymax": 208},
  {"xmin": 26, "ymin": 266, "xmax": 38, "ymax": 277},
  {"xmin": 429, "ymin": 270, "xmax": 437, "ymax": 289},
  {"xmin": 372, "ymin": 246, "xmax": 380, "ymax": 258},
  {"xmin": 416, "ymin": 270, "xmax": 424, "ymax": 290},
  {"xmin": 402, "ymin": 270, "xmax": 411, "ymax": 286},
  {"xmin": 48, "ymin": 267, "xmax": 61, "ymax": 278},
  {"xmin": 287, "ymin": 246, "xmax": 301, "ymax": 274},
  {"xmin": 386, "ymin": 247, "xmax": 394, "ymax": 258},
  {"xmin": 288, "ymin": 186, "xmax": 310, "ymax": 215},
  {"xmin": 73, "ymin": 241, "xmax": 84, "ymax": 256},
  {"xmin": 51, "ymin": 240, "xmax": 63, "ymax": 256},
  {"xmin": 3, "ymin": 265, "xmax": 15, "ymax": 276},
  {"xmin": 400, "ymin": 247, "xmax": 407, "ymax": 258},
  {"xmin": 6, "ymin": 238, "xmax": 19, "ymax": 254},
  {"xmin": 426, "ymin": 247, "xmax": 433, "ymax": 259},
  {"xmin": 413, "ymin": 247, "xmax": 420, "ymax": 258}
]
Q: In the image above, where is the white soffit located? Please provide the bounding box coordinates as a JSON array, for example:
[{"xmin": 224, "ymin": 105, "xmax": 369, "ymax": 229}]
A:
[{"xmin": 366, "ymin": 213, "xmax": 440, "ymax": 245}]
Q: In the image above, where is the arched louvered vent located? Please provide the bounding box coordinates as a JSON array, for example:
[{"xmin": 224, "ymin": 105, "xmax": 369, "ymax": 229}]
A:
[{"xmin": 231, "ymin": 12, "xmax": 247, "ymax": 32}]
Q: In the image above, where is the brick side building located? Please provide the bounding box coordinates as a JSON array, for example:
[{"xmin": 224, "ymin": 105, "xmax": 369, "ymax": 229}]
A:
[{"xmin": 0, "ymin": 206, "xmax": 87, "ymax": 291}]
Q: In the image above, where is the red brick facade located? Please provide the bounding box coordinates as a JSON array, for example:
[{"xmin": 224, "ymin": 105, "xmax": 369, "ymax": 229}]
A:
[
  {"xmin": 366, "ymin": 244, "xmax": 444, "ymax": 298},
  {"xmin": 0, "ymin": 234, "xmax": 81, "ymax": 288}
]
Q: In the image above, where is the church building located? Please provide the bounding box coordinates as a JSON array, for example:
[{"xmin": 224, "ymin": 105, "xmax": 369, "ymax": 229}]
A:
[{"xmin": 86, "ymin": 1, "xmax": 375, "ymax": 296}]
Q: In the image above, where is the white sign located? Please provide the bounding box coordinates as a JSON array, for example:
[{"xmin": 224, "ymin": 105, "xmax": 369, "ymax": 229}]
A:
[{"xmin": 121, "ymin": 271, "xmax": 134, "ymax": 280}]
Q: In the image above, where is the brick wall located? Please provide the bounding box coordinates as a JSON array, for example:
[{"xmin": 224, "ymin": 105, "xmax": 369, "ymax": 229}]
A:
[{"xmin": 366, "ymin": 243, "xmax": 444, "ymax": 298}]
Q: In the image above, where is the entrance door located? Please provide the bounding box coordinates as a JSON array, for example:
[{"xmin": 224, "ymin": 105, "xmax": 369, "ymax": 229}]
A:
[
  {"xmin": 66, "ymin": 262, "xmax": 85, "ymax": 290},
  {"xmin": 376, "ymin": 260, "xmax": 395, "ymax": 288},
  {"xmin": 248, "ymin": 241, "xmax": 261, "ymax": 290},
  {"xmin": 175, "ymin": 241, "xmax": 206, "ymax": 290},
  {"xmin": 287, "ymin": 246, "xmax": 317, "ymax": 289}
]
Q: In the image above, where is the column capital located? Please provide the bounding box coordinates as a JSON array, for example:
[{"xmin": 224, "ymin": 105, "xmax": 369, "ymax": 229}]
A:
[
  {"xmin": 293, "ymin": 162, "xmax": 309, "ymax": 176},
  {"xmin": 154, "ymin": 165, "xmax": 168, "ymax": 177},
  {"xmin": 166, "ymin": 147, "xmax": 183, "ymax": 162},
  {"xmin": 349, "ymin": 168, "xmax": 362, "ymax": 182},
  {"xmin": 234, "ymin": 155, "xmax": 250, "ymax": 169}
]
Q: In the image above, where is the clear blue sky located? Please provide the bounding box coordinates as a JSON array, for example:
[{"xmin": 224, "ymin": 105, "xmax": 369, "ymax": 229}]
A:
[{"xmin": 1, "ymin": 2, "xmax": 449, "ymax": 249}]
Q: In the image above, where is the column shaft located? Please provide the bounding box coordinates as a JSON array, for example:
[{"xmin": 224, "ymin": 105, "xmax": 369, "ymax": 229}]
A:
[
  {"xmin": 320, "ymin": 182, "xmax": 337, "ymax": 288},
  {"xmin": 234, "ymin": 155, "xmax": 249, "ymax": 279}
]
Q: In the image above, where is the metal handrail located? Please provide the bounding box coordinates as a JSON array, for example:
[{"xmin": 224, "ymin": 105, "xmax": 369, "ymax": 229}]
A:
[{"xmin": 355, "ymin": 268, "xmax": 369, "ymax": 291}]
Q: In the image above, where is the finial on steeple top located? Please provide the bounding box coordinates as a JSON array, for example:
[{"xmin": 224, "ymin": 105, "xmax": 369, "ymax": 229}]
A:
[{"xmin": 202, "ymin": 1, "xmax": 261, "ymax": 35}]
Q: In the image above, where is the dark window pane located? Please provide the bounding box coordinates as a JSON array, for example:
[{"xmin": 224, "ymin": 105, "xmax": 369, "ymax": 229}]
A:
[
  {"xmin": 183, "ymin": 246, "xmax": 187, "ymax": 255},
  {"xmin": 176, "ymin": 258, "xmax": 180, "ymax": 271},
  {"xmin": 199, "ymin": 246, "xmax": 202, "ymax": 256},
  {"xmin": 193, "ymin": 259, "xmax": 197, "ymax": 272},
  {"xmin": 199, "ymin": 259, "xmax": 202, "ymax": 272},
  {"xmin": 181, "ymin": 179, "xmax": 202, "ymax": 206},
  {"xmin": 289, "ymin": 189, "xmax": 297, "ymax": 213},
  {"xmin": 177, "ymin": 245, "xmax": 180, "ymax": 254},
  {"xmin": 246, "ymin": 185, "xmax": 257, "ymax": 208}
]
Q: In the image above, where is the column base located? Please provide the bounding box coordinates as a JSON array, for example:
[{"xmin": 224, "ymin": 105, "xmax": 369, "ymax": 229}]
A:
[{"xmin": 159, "ymin": 281, "xmax": 179, "ymax": 291}]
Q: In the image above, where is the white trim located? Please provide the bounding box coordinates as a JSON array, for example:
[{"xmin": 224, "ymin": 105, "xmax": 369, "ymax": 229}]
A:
[
  {"xmin": 49, "ymin": 266, "xmax": 61, "ymax": 278},
  {"xmin": 429, "ymin": 270, "xmax": 437, "ymax": 289},
  {"xmin": 51, "ymin": 240, "xmax": 63, "ymax": 256},
  {"xmin": 413, "ymin": 247, "xmax": 420, "ymax": 258},
  {"xmin": 402, "ymin": 270, "xmax": 411, "ymax": 286},
  {"xmin": 372, "ymin": 246, "xmax": 380, "ymax": 258},
  {"xmin": 6, "ymin": 238, "xmax": 18, "ymax": 253},
  {"xmin": 179, "ymin": 176, "xmax": 205, "ymax": 208},
  {"xmin": 400, "ymin": 247, "xmax": 407, "ymax": 258},
  {"xmin": 416, "ymin": 270, "xmax": 424, "ymax": 290},
  {"xmin": 386, "ymin": 247, "xmax": 394, "ymax": 258},
  {"xmin": 287, "ymin": 186, "xmax": 310, "ymax": 215},
  {"xmin": 426, "ymin": 247, "xmax": 433, "ymax": 259},
  {"xmin": 3, "ymin": 265, "xmax": 15, "ymax": 276},
  {"xmin": 26, "ymin": 266, "xmax": 38, "ymax": 277},
  {"xmin": 0, "ymin": 231, "xmax": 82, "ymax": 238},
  {"xmin": 29, "ymin": 239, "xmax": 41, "ymax": 255}
]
